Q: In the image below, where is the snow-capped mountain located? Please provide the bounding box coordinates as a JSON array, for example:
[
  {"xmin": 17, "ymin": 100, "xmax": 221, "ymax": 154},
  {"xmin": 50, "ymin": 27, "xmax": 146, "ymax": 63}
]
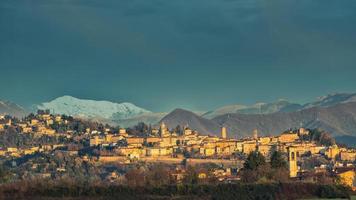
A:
[
  {"xmin": 303, "ymin": 93, "xmax": 356, "ymax": 109},
  {"xmin": 202, "ymin": 99, "xmax": 303, "ymax": 119},
  {"xmin": 37, "ymin": 96, "xmax": 150, "ymax": 120},
  {"xmin": 202, "ymin": 93, "xmax": 356, "ymax": 120}
]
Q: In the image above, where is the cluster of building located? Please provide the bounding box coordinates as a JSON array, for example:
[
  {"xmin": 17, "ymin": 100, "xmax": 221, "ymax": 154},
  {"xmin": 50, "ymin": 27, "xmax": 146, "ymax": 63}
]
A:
[
  {"xmin": 90, "ymin": 124, "xmax": 238, "ymax": 159},
  {"xmin": 0, "ymin": 145, "xmax": 65, "ymax": 158},
  {"xmin": 88, "ymin": 123, "xmax": 355, "ymax": 187},
  {"xmin": 90, "ymin": 124, "xmax": 352, "ymax": 163},
  {"xmin": 0, "ymin": 111, "xmax": 355, "ymax": 188},
  {"xmin": 0, "ymin": 111, "xmax": 71, "ymax": 157},
  {"xmin": 0, "ymin": 111, "xmax": 67, "ymax": 136}
]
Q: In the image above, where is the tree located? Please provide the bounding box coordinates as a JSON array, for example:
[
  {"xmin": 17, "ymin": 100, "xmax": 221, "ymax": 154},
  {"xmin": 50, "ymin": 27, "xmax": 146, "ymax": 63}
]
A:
[
  {"xmin": 145, "ymin": 164, "xmax": 171, "ymax": 187},
  {"xmin": 135, "ymin": 122, "xmax": 149, "ymax": 134},
  {"xmin": 125, "ymin": 168, "xmax": 145, "ymax": 187},
  {"xmin": 182, "ymin": 166, "xmax": 199, "ymax": 185},
  {"xmin": 270, "ymin": 151, "xmax": 287, "ymax": 169},
  {"xmin": 243, "ymin": 151, "xmax": 266, "ymax": 170},
  {"xmin": 309, "ymin": 129, "xmax": 335, "ymax": 146},
  {"xmin": 241, "ymin": 151, "xmax": 269, "ymax": 183},
  {"xmin": 174, "ymin": 125, "xmax": 182, "ymax": 135},
  {"xmin": 0, "ymin": 164, "xmax": 10, "ymax": 183},
  {"xmin": 270, "ymin": 167, "xmax": 289, "ymax": 183}
]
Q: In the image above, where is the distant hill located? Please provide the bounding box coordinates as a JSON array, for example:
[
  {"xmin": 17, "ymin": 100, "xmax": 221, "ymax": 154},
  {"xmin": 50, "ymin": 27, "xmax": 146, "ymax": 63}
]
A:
[
  {"xmin": 303, "ymin": 93, "xmax": 356, "ymax": 109},
  {"xmin": 203, "ymin": 100, "xmax": 303, "ymax": 119},
  {"xmin": 159, "ymin": 108, "xmax": 221, "ymax": 136},
  {"xmin": 37, "ymin": 96, "xmax": 150, "ymax": 121},
  {"xmin": 202, "ymin": 93, "xmax": 356, "ymax": 119},
  {"xmin": 214, "ymin": 102, "xmax": 356, "ymax": 137},
  {"xmin": 116, "ymin": 110, "xmax": 207, "ymax": 128},
  {"xmin": 159, "ymin": 102, "xmax": 356, "ymax": 138},
  {"xmin": 115, "ymin": 112, "xmax": 167, "ymax": 128},
  {"xmin": 7, "ymin": 92, "xmax": 356, "ymax": 137},
  {"xmin": 0, "ymin": 100, "xmax": 28, "ymax": 118}
]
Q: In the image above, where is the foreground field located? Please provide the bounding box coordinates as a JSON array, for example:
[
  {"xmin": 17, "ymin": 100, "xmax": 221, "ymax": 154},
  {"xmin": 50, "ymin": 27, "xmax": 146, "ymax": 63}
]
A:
[
  {"xmin": 304, "ymin": 196, "xmax": 356, "ymax": 200},
  {"xmin": 0, "ymin": 181, "xmax": 352, "ymax": 200}
]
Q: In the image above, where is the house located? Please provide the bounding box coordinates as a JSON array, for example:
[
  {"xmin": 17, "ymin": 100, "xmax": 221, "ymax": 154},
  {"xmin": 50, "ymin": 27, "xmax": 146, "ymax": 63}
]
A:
[
  {"xmin": 146, "ymin": 147, "xmax": 173, "ymax": 157},
  {"xmin": 326, "ymin": 145, "xmax": 340, "ymax": 160},
  {"xmin": 23, "ymin": 147, "xmax": 39, "ymax": 155},
  {"xmin": 200, "ymin": 147, "xmax": 215, "ymax": 157},
  {"xmin": 340, "ymin": 151, "xmax": 356, "ymax": 162},
  {"xmin": 31, "ymin": 119, "xmax": 39, "ymax": 126},
  {"xmin": 126, "ymin": 137, "xmax": 144, "ymax": 145},
  {"xmin": 0, "ymin": 149, "xmax": 6, "ymax": 156},
  {"xmin": 258, "ymin": 137, "xmax": 271, "ymax": 145},
  {"xmin": 278, "ymin": 132, "xmax": 299, "ymax": 143},
  {"xmin": 116, "ymin": 147, "xmax": 143, "ymax": 157},
  {"xmin": 335, "ymin": 167, "xmax": 355, "ymax": 188},
  {"xmin": 242, "ymin": 142, "xmax": 256, "ymax": 155}
]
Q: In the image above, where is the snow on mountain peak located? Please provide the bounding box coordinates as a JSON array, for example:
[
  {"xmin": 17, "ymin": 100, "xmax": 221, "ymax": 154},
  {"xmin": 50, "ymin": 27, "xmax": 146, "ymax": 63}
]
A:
[
  {"xmin": 304, "ymin": 93, "xmax": 356, "ymax": 109},
  {"xmin": 37, "ymin": 96, "xmax": 151, "ymax": 120}
]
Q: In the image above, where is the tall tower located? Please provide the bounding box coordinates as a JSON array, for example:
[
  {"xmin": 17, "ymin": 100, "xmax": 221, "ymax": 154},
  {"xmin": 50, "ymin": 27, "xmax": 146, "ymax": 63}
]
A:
[
  {"xmin": 160, "ymin": 122, "xmax": 167, "ymax": 137},
  {"xmin": 288, "ymin": 146, "xmax": 298, "ymax": 178},
  {"xmin": 7, "ymin": 118, "xmax": 12, "ymax": 126},
  {"xmin": 221, "ymin": 127, "xmax": 227, "ymax": 139},
  {"xmin": 253, "ymin": 129, "xmax": 258, "ymax": 140}
]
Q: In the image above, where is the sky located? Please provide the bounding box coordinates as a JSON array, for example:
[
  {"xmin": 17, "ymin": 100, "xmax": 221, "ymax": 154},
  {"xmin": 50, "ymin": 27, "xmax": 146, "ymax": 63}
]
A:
[{"xmin": 1, "ymin": 0, "xmax": 356, "ymax": 112}]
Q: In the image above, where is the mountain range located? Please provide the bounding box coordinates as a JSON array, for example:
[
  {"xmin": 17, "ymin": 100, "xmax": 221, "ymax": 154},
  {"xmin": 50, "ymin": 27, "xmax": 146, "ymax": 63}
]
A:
[
  {"xmin": 202, "ymin": 93, "xmax": 356, "ymax": 119},
  {"xmin": 202, "ymin": 99, "xmax": 303, "ymax": 119},
  {"xmin": 1, "ymin": 93, "xmax": 356, "ymax": 137},
  {"xmin": 160, "ymin": 109, "xmax": 221, "ymax": 135},
  {"xmin": 36, "ymin": 96, "xmax": 150, "ymax": 122},
  {"xmin": 303, "ymin": 93, "xmax": 356, "ymax": 109},
  {"xmin": 161, "ymin": 101, "xmax": 356, "ymax": 138},
  {"xmin": 0, "ymin": 100, "xmax": 27, "ymax": 118},
  {"xmin": 161, "ymin": 93, "xmax": 356, "ymax": 137}
]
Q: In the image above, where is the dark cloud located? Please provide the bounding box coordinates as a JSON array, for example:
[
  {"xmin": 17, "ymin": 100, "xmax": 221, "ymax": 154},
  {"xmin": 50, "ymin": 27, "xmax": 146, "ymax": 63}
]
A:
[{"xmin": 0, "ymin": 0, "xmax": 356, "ymax": 111}]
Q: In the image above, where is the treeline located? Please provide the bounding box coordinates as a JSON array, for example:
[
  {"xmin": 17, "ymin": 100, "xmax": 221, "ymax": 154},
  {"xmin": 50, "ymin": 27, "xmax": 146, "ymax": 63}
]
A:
[
  {"xmin": 0, "ymin": 179, "xmax": 351, "ymax": 200},
  {"xmin": 0, "ymin": 131, "xmax": 63, "ymax": 148},
  {"xmin": 0, "ymin": 113, "xmax": 114, "ymax": 148},
  {"xmin": 0, "ymin": 151, "xmax": 99, "ymax": 183},
  {"xmin": 240, "ymin": 151, "xmax": 290, "ymax": 183},
  {"xmin": 299, "ymin": 128, "xmax": 336, "ymax": 146}
]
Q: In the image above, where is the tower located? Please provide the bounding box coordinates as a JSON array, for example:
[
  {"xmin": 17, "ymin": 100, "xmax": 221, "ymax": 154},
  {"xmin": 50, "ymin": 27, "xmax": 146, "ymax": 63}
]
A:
[
  {"xmin": 160, "ymin": 122, "xmax": 167, "ymax": 137},
  {"xmin": 6, "ymin": 118, "xmax": 12, "ymax": 126},
  {"xmin": 253, "ymin": 129, "xmax": 258, "ymax": 140},
  {"xmin": 221, "ymin": 127, "xmax": 227, "ymax": 139},
  {"xmin": 184, "ymin": 127, "xmax": 192, "ymax": 136},
  {"xmin": 327, "ymin": 144, "xmax": 339, "ymax": 161},
  {"xmin": 288, "ymin": 146, "xmax": 298, "ymax": 178}
]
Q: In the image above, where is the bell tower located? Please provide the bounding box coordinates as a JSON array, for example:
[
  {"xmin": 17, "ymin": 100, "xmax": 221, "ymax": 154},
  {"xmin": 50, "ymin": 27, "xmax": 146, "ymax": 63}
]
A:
[
  {"xmin": 288, "ymin": 146, "xmax": 298, "ymax": 178},
  {"xmin": 160, "ymin": 122, "xmax": 167, "ymax": 137},
  {"xmin": 221, "ymin": 127, "xmax": 227, "ymax": 139},
  {"xmin": 253, "ymin": 129, "xmax": 258, "ymax": 140}
]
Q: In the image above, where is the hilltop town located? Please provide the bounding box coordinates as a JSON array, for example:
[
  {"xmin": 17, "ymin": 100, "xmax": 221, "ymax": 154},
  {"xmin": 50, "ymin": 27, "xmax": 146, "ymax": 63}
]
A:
[{"xmin": 0, "ymin": 110, "xmax": 355, "ymax": 195}]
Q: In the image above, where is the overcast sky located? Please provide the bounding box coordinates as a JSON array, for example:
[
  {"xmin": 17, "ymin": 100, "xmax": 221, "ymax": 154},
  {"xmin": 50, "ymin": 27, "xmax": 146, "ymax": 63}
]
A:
[{"xmin": 1, "ymin": 0, "xmax": 356, "ymax": 112}]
